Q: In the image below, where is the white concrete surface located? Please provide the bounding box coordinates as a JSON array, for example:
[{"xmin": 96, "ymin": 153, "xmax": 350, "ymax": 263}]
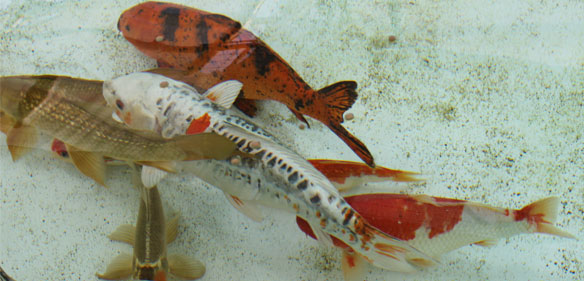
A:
[{"xmin": 0, "ymin": 0, "xmax": 582, "ymax": 280}]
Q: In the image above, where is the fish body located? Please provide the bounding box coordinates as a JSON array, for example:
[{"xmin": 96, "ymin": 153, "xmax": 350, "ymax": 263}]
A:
[
  {"xmin": 0, "ymin": 75, "xmax": 236, "ymax": 185},
  {"xmin": 117, "ymin": 1, "xmax": 375, "ymax": 167},
  {"xmin": 97, "ymin": 184, "xmax": 205, "ymax": 280},
  {"xmin": 296, "ymin": 194, "xmax": 574, "ymax": 280},
  {"xmin": 104, "ymin": 72, "xmax": 432, "ymax": 272}
]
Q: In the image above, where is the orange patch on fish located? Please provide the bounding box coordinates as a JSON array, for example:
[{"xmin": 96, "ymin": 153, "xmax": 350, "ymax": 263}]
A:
[{"xmin": 186, "ymin": 113, "xmax": 211, "ymax": 135}]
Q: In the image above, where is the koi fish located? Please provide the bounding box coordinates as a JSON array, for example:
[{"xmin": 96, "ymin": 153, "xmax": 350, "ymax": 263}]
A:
[
  {"xmin": 97, "ymin": 184, "xmax": 205, "ymax": 280},
  {"xmin": 0, "ymin": 75, "xmax": 237, "ymax": 186},
  {"xmin": 117, "ymin": 1, "xmax": 376, "ymax": 167},
  {"xmin": 296, "ymin": 194, "xmax": 575, "ymax": 281},
  {"xmin": 103, "ymin": 72, "xmax": 434, "ymax": 272}
]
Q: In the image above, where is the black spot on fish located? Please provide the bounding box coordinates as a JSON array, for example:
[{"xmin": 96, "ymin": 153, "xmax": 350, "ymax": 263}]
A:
[
  {"xmin": 277, "ymin": 158, "xmax": 283, "ymax": 165},
  {"xmin": 254, "ymin": 45, "xmax": 276, "ymax": 76},
  {"xmin": 160, "ymin": 7, "xmax": 180, "ymax": 42},
  {"xmin": 156, "ymin": 98, "xmax": 162, "ymax": 105},
  {"xmin": 195, "ymin": 17, "xmax": 210, "ymax": 56},
  {"xmin": 328, "ymin": 195, "xmax": 335, "ymax": 204},
  {"xmin": 231, "ymin": 136, "xmax": 239, "ymax": 142},
  {"xmin": 343, "ymin": 209, "xmax": 353, "ymax": 226},
  {"xmin": 255, "ymin": 150, "xmax": 266, "ymax": 158},
  {"xmin": 294, "ymin": 99, "xmax": 304, "ymax": 110},
  {"xmin": 280, "ymin": 164, "xmax": 287, "ymax": 171},
  {"xmin": 266, "ymin": 152, "xmax": 273, "ymax": 159},
  {"xmin": 297, "ymin": 180, "xmax": 308, "ymax": 191},
  {"xmin": 267, "ymin": 157, "xmax": 276, "ymax": 167},
  {"xmin": 236, "ymin": 139, "xmax": 246, "ymax": 148},
  {"xmin": 310, "ymin": 195, "xmax": 321, "ymax": 204},
  {"xmin": 288, "ymin": 172, "xmax": 298, "ymax": 184},
  {"xmin": 125, "ymin": 25, "xmax": 130, "ymax": 32},
  {"xmin": 287, "ymin": 166, "xmax": 292, "ymax": 173},
  {"xmin": 186, "ymin": 115, "xmax": 193, "ymax": 123}
]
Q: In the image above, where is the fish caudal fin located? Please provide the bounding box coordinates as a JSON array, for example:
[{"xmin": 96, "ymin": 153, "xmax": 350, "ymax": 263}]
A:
[
  {"xmin": 96, "ymin": 252, "xmax": 133, "ymax": 280},
  {"xmin": 364, "ymin": 224, "xmax": 436, "ymax": 273},
  {"xmin": 168, "ymin": 254, "xmax": 206, "ymax": 279},
  {"xmin": 518, "ymin": 197, "xmax": 576, "ymax": 239}
]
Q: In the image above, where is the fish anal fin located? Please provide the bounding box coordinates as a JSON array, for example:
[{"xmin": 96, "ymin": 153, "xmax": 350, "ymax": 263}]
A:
[
  {"xmin": 66, "ymin": 144, "xmax": 106, "ymax": 187},
  {"xmin": 202, "ymin": 80, "xmax": 242, "ymax": 109},
  {"xmin": 6, "ymin": 122, "xmax": 38, "ymax": 161},
  {"xmin": 288, "ymin": 107, "xmax": 310, "ymax": 128},
  {"xmin": 341, "ymin": 250, "xmax": 367, "ymax": 281},
  {"xmin": 166, "ymin": 215, "xmax": 180, "ymax": 244},
  {"xmin": 168, "ymin": 254, "xmax": 206, "ymax": 279},
  {"xmin": 473, "ymin": 239, "xmax": 497, "ymax": 247},
  {"xmin": 96, "ymin": 252, "xmax": 133, "ymax": 280},
  {"xmin": 108, "ymin": 224, "xmax": 135, "ymax": 246},
  {"xmin": 140, "ymin": 166, "xmax": 169, "ymax": 188},
  {"xmin": 174, "ymin": 133, "xmax": 238, "ymax": 161},
  {"xmin": 225, "ymin": 193, "xmax": 263, "ymax": 222},
  {"xmin": 233, "ymin": 98, "xmax": 258, "ymax": 117},
  {"xmin": 408, "ymin": 257, "xmax": 436, "ymax": 268}
]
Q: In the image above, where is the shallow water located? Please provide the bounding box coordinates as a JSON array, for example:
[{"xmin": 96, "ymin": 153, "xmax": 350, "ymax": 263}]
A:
[{"xmin": 0, "ymin": 0, "xmax": 582, "ymax": 280}]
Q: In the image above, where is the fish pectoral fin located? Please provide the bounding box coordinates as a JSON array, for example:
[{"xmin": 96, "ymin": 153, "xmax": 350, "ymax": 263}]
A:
[
  {"xmin": 0, "ymin": 111, "xmax": 17, "ymax": 134},
  {"xmin": 96, "ymin": 252, "xmax": 133, "ymax": 280},
  {"xmin": 224, "ymin": 193, "xmax": 264, "ymax": 222},
  {"xmin": 6, "ymin": 122, "xmax": 38, "ymax": 161},
  {"xmin": 140, "ymin": 166, "xmax": 169, "ymax": 188},
  {"xmin": 175, "ymin": 133, "xmax": 238, "ymax": 161},
  {"xmin": 66, "ymin": 144, "xmax": 107, "ymax": 187},
  {"xmin": 108, "ymin": 224, "xmax": 136, "ymax": 246},
  {"xmin": 287, "ymin": 107, "xmax": 310, "ymax": 128},
  {"xmin": 202, "ymin": 80, "xmax": 243, "ymax": 109},
  {"xmin": 308, "ymin": 221, "xmax": 335, "ymax": 247},
  {"xmin": 341, "ymin": 250, "xmax": 367, "ymax": 281},
  {"xmin": 166, "ymin": 215, "xmax": 180, "ymax": 244},
  {"xmin": 168, "ymin": 254, "xmax": 206, "ymax": 279}
]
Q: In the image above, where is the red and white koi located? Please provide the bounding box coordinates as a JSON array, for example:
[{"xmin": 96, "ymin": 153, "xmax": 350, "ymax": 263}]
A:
[
  {"xmin": 103, "ymin": 72, "xmax": 433, "ymax": 272},
  {"xmin": 297, "ymin": 194, "xmax": 575, "ymax": 280}
]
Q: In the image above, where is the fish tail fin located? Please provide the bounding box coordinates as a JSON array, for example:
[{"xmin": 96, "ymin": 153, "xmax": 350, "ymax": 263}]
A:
[
  {"xmin": 362, "ymin": 223, "xmax": 436, "ymax": 272},
  {"xmin": 519, "ymin": 197, "xmax": 576, "ymax": 239}
]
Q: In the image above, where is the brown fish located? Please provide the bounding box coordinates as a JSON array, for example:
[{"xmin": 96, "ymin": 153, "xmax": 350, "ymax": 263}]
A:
[
  {"xmin": 117, "ymin": 1, "xmax": 376, "ymax": 167},
  {"xmin": 97, "ymin": 184, "xmax": 205, "ymax": 280},
  {"xmin": 0, "ymin": 75, "xmax": 237, "ymax": 185}
]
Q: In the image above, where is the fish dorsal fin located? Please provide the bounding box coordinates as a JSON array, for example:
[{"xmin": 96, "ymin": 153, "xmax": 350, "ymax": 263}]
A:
[
  {"xmin": 202, "ymin": 80, "xmax": 242, "ymax": 109},
  {"xmin": 166, "ymin": 215, "xmax": 180, "ymax": 244},
  {"xmin": 96, "ymin": 252, "xmax": 133, "ymax": 280},
  {"xmin": 341, "ymin": 250, "xmax": 367, "ymax": 281},
  {"xmin": 225, "ymin": 193, "xmax": 264, "ymax": 222},
  {"xmin": 65, "ymin": 144, "xmax": 107, "ymax": 187},
  {"xmin": 140, "ymin": 166, "xmax": 169, "ymax": 188},
  {"xmin": 168, "ymin": 254, "xmax": 206, "ymax": 279},
  {"xmin": 108, "ymin": 224, "xmax": 136, "ymax": 246},
  {"xmin": 6, "ymin": 122, "xmax": 38, "ymax": 161}
]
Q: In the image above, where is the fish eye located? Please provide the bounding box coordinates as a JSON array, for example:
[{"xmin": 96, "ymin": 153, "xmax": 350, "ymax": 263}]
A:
[
  {"xmin": 116, "ymin": 99, "xmax": 125, "ymax": 110},
  {"xmin": 60, "ymin": 151, "xmax": 69, "ymax": 158}
]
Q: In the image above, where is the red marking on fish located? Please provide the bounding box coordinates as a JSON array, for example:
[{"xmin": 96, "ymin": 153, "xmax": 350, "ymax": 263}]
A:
[
  {"xmin": 51, "ymin": 138, "xmax": 68, "ymax": 158},
  {"xmin": 118, "ymin": 2, "xmax": 375, "ymax": 167},
  {"xmin": 186, "ymin": 113, "xmax": 211, "ymax": 135}
]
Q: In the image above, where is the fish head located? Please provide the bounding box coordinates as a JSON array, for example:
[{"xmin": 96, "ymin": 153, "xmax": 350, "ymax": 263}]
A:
[
  {"xmin": 103, "ymin": 73, "xmax": 161, "ymax": 132},
  {"xmin": 50, "ymin": 138, "xmax": 70, "ymax": 160}
]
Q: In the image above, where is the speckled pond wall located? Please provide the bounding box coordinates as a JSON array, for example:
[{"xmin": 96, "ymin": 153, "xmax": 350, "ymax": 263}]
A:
[{"xmin": 0, "ymin": 0, "xmax": 582, "ymax": 280}]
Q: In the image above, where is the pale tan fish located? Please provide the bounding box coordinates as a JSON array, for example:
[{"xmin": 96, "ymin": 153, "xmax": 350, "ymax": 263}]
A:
[
  {"xmin": 0, "ymin": 75, "xmax": 237, "ymax": 186},
  {"xmin": 97, "ymin": 184, "xmax": 204, "ymax": 280}
]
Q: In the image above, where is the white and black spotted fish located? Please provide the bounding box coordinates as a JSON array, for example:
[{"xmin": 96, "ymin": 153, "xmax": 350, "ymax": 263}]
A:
[{"xmin": 103, "ymin": 72, "xmax": 434, "ymax": 273}]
